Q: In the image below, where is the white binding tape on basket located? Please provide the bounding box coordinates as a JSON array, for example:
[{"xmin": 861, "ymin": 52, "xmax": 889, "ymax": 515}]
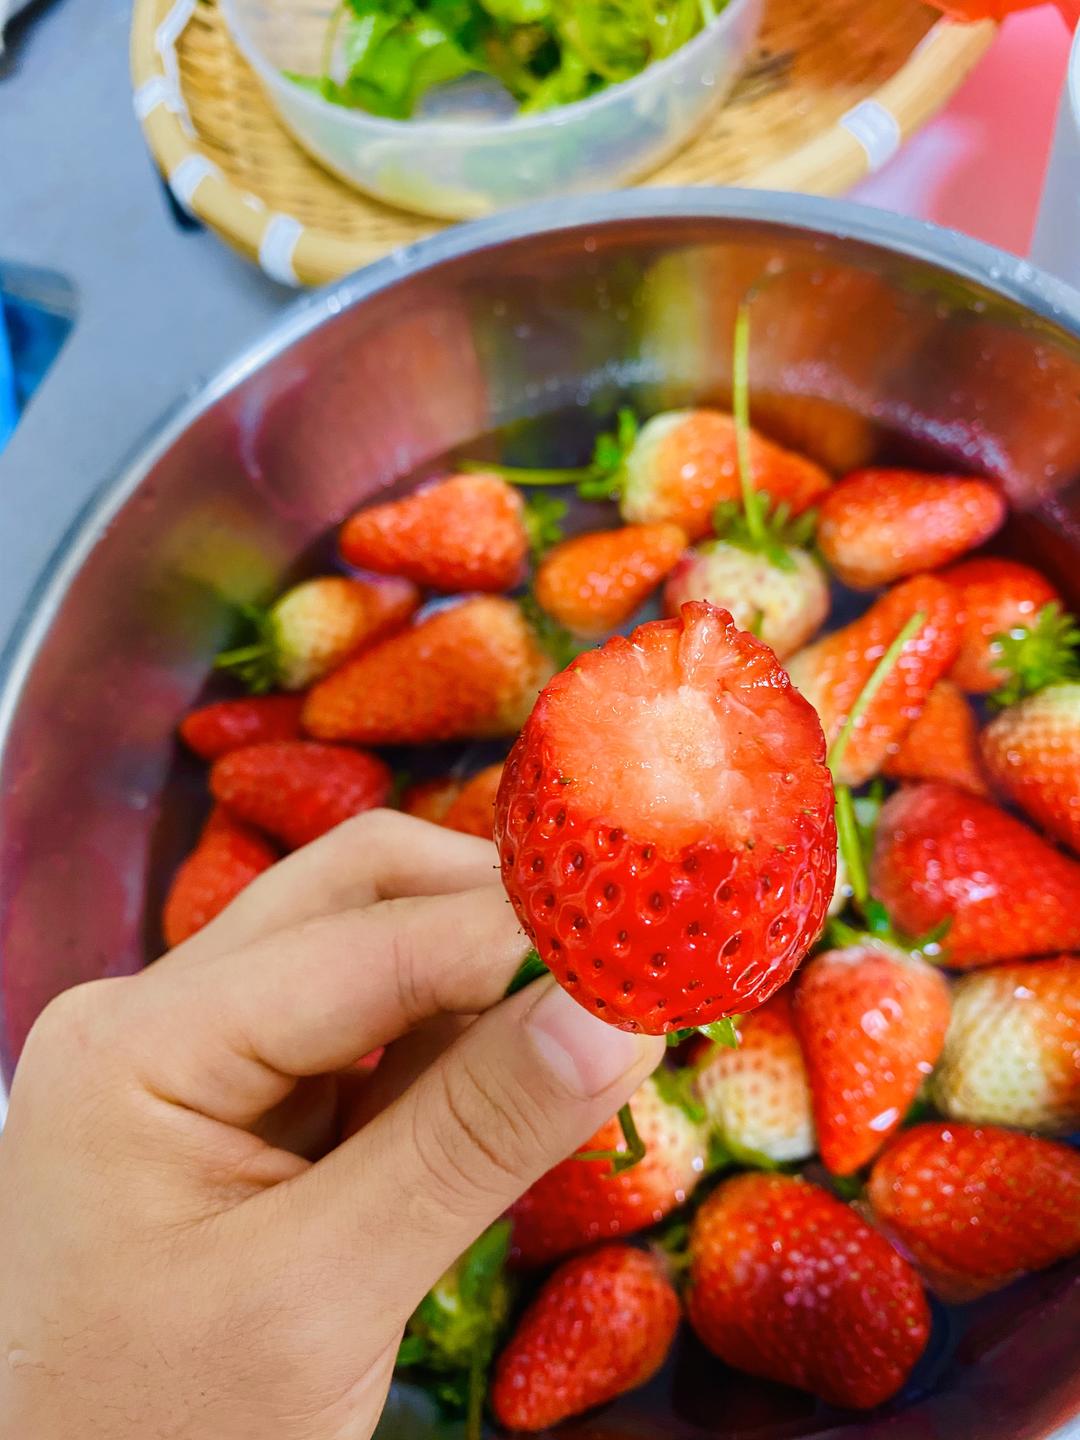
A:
[
  {"xmin": 840, "ymin": 98, "xmax": 903, "ymax": 172},
  {"xmin": 259, "ymin": 213, "xmax": 305, "ymax": 287},
  {"xmin": 155, "ymin": 0, "xmax": 197, "ymax": 135}
]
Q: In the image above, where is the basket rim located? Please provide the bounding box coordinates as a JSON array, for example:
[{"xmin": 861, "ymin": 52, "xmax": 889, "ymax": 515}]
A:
[{"xmin": 130, "ymin": 0, "xmax": 997, "ymax": 288}]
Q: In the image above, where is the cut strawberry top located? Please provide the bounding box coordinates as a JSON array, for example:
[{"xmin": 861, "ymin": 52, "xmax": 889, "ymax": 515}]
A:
[{"xmin": 541, "ymin": 602, "xmax": 824, "ymax": 852}]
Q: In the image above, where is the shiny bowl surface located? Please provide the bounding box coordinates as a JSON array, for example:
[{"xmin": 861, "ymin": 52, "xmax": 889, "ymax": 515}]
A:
[{"xmin": 1, "ymin": 191, "xmax": 1079, "ymax": 1439}]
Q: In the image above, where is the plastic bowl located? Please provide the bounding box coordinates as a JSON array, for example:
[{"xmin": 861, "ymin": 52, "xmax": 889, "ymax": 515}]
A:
[{"xmin": 220, "ymin": 0, "xmax": 763, "ymax": 219}]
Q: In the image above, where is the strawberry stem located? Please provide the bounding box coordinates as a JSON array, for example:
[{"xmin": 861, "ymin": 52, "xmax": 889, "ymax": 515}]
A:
[
  {"xmin": 826, "ymin": 611, "xmax": 926, "ymax": 777},
  {"xmin": 834, "ymin": 785, "xmax": 868, "ymax": 907},
  {"xmin": 505, "ymin": 948, "xmax": 548, "ymax": 996},
  {"xmin": 732, "ymin": 302, "xmax": 769, "ymax": 550},
  {"xmin": 575, "ymin": 1103, "xmax": 646, "ymax": 1173},
  {"xmin": 460, "ymin": 410, "xmax": 638, "ymax": 503},
  {"xmin": 464, "ymin": 1351, "xmax": 485, "ymax": 1440},
  {"xmin": 460, "ymin": 460, "xmax": 596, "ymax": 487}
]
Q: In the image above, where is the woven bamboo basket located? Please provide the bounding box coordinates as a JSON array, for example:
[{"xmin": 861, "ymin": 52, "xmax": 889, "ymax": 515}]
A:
[{"xmin": 131, "ymin": 0, "xmax": 996, "ymax": 287}]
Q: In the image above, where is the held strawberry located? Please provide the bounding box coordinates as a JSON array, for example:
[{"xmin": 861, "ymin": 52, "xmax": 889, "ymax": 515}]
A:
[
  {"xmin": 931, "ymin": 957, "xmax": 1080, "ymax": 1135},
  {"xmin": 400, "ymin": 776, "xmax": 462, "ymax": 824},
  {"xmin": 178, "ymin": 694, "xmax": 305, "ymax": 760},
  {"xmin": 787, "ymin": 575, "xmax": 963, "ymax": 788},
  {"xmin": 792, "ymin": 944, "xmax": 950, "ymax": 1175},
  {"xmin": 694, "ymin": 990, "xmax": 815, "ymax": 1165},
  {"xmin": 495, "ymin": 601, "xmax": 837, "ymax": 1034},
  {"xmin": 979, "ymin": 603, "xmax": 1080, "ymax": 854},
  {"xmin": 868, "ymin": 1122, "xmax": 1080, "ymax": 1301},
  {"xmin": 491, "ymin": 1246, "xmax": 679, "ymax": 1433},
  {"xmin": 339, "ymin": 472, "xmax": 529, "ymax": 592},
  {"xmin": 871, "ymin": 783, "xmax": 1080, "ymax": 968},
  {"xmin": 442, "ymin": 762, "xmax": 505, "ymax": 839},
  {"xmin": 882, "ymin": 679, "xmax": 989, "ymax": 796},
  {"xmin": 303, "ymin": 597, "xmax": 554, "ymax": 745},
  {"xmin": 816, "ymin": 468, "xmax": 1005, "ymax": 590},
  {"xmin": 942, "ymin": 558, "xmax": 1062, "ymax": 693},
  {"xmin": 215, "ymin": 575, "xmax": 418, "ymax": 692},
  {"xmin": 686, "ymin": 1174, "xmax": 930, "ymax": 1410},
  {"xmin": 508, "ymin": 1072, "xmax": 708, "ymax": 1266},
  {"xmin": 209, "ymin": 740, "xmax": 392, "ymax": 850},
  {"xmin": 162, "ymin": 806, "xmax": 277, "ymax": 948},
  {"xmin": 534, "ymin": 523, "xmax": 687, "ymax": 638}
]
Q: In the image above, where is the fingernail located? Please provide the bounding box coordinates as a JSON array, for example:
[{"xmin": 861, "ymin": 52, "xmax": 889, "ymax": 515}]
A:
[{"xmin": 524, "ymin": 979, "xmax": 648, "ymax": 1097}]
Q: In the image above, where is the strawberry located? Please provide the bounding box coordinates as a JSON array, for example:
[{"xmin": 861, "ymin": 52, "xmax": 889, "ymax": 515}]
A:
[
  {"xmin": 303, "ymin": 597, "xmax": 553, "ymax": 745},
  {"xmin": 491, "ymin": 1245, "xmax": 679, "ymax": 1432},
  {"xmin": 400, "ymin": 776, "xmax": 461, "ymax": 825},
  {"xmin": 792, "ymin": 944, "xmax": 950, "ymax": 1174},
  {"xmin": 508, "ymin": 1073, "xmax": 708, "ymax": 1266},
  {"xmin": 786, "ymin": 575, "xmax": 963, "ymax": 788},
  {"xmin": 209, "ymin": 740, "xmax": 391, "ymax": 850},
  {"xmin": 216, "ymin": 575, "xmax": 418, "ymax": 692},
  {"xmin": 339, "ymin": 473, "xmax": 528, "ymax": 592},
  {"xmin": 664, "ymin": 539, "xmax": 829, "ymax": 661},
  {"xmin": 162, "ymin": 806, "xmax": 277, "ymax": 947},
  {"xmin": 178, "ymin": 694, "xmax": 304, "ymax": 760},
  {"xmin": 496, "ymin": 602, "xmax": 836, "ymax": 1034},
  {"xmin": 620, "ymin": 410, "xmax": 831, "ymax": 541},
  {"xmin": 882, "ymin": 679, "xmax": 988, "ymax": 796},
  {"xmin": 443, "ymin": 762, "xmax": 504, "ymax": 838},
  {"xmin": 534, "ymin": 523, "xmax": 686, "ymax": 639},
  {"xmin": 978, "ymin": 604, "xmax": 1080, "ymax": 854},
  {"xmin": 868, "ymin": 1122, "xmax": 1080, "ymax": 1300},
  {"xmin": 694, "ymin": 990, "xmax": 815, "ymax": 1164},
  {"xmin": 816, "ymin": 469, "xmax": 1005, "ymax": 590},
  {"xmin": 942, "ymin": 558, "xmax": 1062, "ymax": 694},
  {"xmin": 871, "ymin": 783, "xmax": 1080, "ymax": 968},
  {"xmin": 931, "ymin": 956, "xmax": 1080, "ymax": 1134},
  {"xmin": 686, "ymin": 1174, "xmax": 930, "ymax": 1409}
]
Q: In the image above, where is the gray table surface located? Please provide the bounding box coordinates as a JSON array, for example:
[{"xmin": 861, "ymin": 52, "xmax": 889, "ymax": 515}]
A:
[{"xmin": 0, "ymin": 0, "xmax": 292, "ymax": 658}]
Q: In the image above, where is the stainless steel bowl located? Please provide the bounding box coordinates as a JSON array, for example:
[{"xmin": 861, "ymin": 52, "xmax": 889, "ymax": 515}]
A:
[{"xmin": 2, "ymin": 191, "xmax": 1079, "ymax": 1437}]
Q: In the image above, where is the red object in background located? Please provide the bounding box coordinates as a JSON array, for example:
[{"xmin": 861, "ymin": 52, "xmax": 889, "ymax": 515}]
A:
[{"xmin": 929, "ymin": 0, "xmax": 1076, "ymax": 19}]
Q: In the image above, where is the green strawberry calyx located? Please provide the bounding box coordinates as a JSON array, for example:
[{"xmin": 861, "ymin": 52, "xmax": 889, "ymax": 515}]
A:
[
  {"xmin": 522, "ymin": 493, "xmax": 568, "ymax": 559},
  {"xmin": 214, "ymin": 602, "xmax": 282, "ymax": 694},
  {"xmin": 460, "ymin": 407, "xmax": 640, "ymax": 503},
  {"xmin": 518, "ymin": 592, "xmax": 589, "ymax": 671},
  {"xmin": 990, "ymin": 601, "xmax": 1080, "ymax": 708}
]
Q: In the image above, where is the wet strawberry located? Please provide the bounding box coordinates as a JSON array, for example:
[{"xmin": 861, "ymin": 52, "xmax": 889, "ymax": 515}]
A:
[
  {"xmin": 492, "ymin": 1246, "xmax": 679, "ymax": 1432},
  {"xmin": 942, "ymin": 558, "xmax": 1062, "ymax": 694},
  {"xmin": 793, "ymin": 944, "xmax": 950, "ymax": 1174},
  {"xmin": 303, "ymin": 598, "xmax": 553, "ymax": 745},
  {"xmin": 508, "ymin": 1073, "xmax": 707, "ymax": 1266},
  {"xmin": 687, "ymin": 1174, "xmax": 930, "ymax": 1409},
  {"xmin": 210, "ymin": 740, "xmax": 391, "ymax": 850},
  {"xmin": 400, "ymin": 777, "xmax": 461, "ymax": 825},
  {"xmin": 931, "ymin": 957, "xmax": 1080, "ymax": 1134},
  {"xmin": 339, "ymin": 472, "xmax": 528, "ymax": 592},
  {"xmin": 868, "ymin": 1122, "xmax": 1080, "ymax": 1300},
  {"xmin": 882, "ymin": 679, "xmax": 988, "ymax": 796},
  {"xmin": 695, "ymin": 991, "xmax": 815, "ymax": 1164},
  {"xmin": 496, "ymin": 602, "xmax": 836, "ymax": 1033},
  {"xmin": 162, "ymin": 806, "xmax": 276, "ymax": 947},
  {"xmin": 787, "ymin": 575, "xmax": 963, "ymax": 787},
  {"xmin": 534, "ymin": 523, "xmax": 687, "ymax": 638},
  {"xmin": 871, "ymin": 783, "xmax": 1080, "ymax": 968},
  {"xmin": 442, "ymin": 762, "xmax": 504, "ymax": 839},
  {"xmin": 179, "ymin": 694, "xmax": 304, "ymax": 761},
  {"xmin": 816, "ymin": 469, "xmax": 1004, "ymax": 590}
]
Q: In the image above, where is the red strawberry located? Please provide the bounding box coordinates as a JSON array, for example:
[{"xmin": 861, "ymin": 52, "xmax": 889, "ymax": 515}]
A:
[
  {"xmin": 786, "ymin": 575, "xmax": 963, "ymax": 788},
  {"xmin": 508, "ymin": 1073, "xmax": 707, "ymax": 1266},
  {"xmin": 400, "ymin": 777, "xmax": 461, "ymax": 824},
  {"xmin": 664, "ymin": 540, "xmax": 829, "ymax": 661},
  {"xmin": 694, "ymin": 990, "xmax": 815, "ymax": 1164},
  {"xmin": 496, "ymin": 601, "xmax": 836, "ymax": 1033},
  {"xmin": 442, "ymin": 762, "xmax": 504, "ymax": 838},
  {"xmin": 162, "ymin": 807, "xmax": 276, "ymax": 948},
  {"xmin": 339, "ymin": 473, "xmax": 528, "ymax": 592},
  {"xmin": 871, "ymin": 783, "xmax": 1080, "ymax": 968},
  {"xmin": 217, "ymin": 575, "xmax": 418, "ymax": 692},
  {"xmin": 792, "ymin": 944, "xmax": 950, "ymax": 1174},
  {"xmin": 534, "ymin": 523, "xmax": 686, "ymax": 638},
  {"xmin": 210, "ymin": 740, "xmax": 391, "ymax": 850},
  {"xmin": 882, "ymin": 679, "xmax": 988, "ymax": 796},
  {"xmin": 931, "ymin": 956, "xmax": 1080, "ymax": 1134},
  {"xmin": 687, "ymin": 1174, "xmax": 930, "ymax": 1409},
  {"xmin": 816, "ymin": 468, "xmax": 1004, "ymax": 590},
  {"xmin": 868, "ymin": 1122, "xmax": 1080, "ymax": 1300},
  {"xmin": 491, "ymin": 1245, "xmax": 679, "ymax": 1432},
  {"xmin": 621, "ymin": 410, "xmax": 831, "ymax": 541},
  {"xmin": 943, "ymin": 558, "xmax": 1062, "ymax": 694},
  {"xmin": 303, "ymin": 598, "xmax": 553, "ymax": 745},
  {"xmin": 179, "ymin": 694, "xmax": 304, "ymax": 760}
]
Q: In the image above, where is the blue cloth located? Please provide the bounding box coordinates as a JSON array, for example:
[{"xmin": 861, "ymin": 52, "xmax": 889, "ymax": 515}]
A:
[
  {"xmin": 0, "ymin": 300, "xmax": 17, "ymax": 451},
  {"xmin": 0, "ymin": 291, "xmax": 73, "ymax": 454}
]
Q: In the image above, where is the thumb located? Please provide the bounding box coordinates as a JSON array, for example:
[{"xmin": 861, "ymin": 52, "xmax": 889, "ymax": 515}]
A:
[{"xmin": 280, "ymin": 977, "xmax": 663, "ymax": 1327}]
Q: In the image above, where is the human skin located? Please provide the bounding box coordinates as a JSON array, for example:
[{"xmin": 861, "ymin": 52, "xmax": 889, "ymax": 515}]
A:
[{"xmin": 0, "ymin": 811, "xmax": 662, "ymax": 1439}]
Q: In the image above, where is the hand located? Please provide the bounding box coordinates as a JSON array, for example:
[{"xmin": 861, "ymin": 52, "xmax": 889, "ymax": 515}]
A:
[{"xmin": 0, "ymin": 811, "xmax": 662, "ymax": 1439}]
